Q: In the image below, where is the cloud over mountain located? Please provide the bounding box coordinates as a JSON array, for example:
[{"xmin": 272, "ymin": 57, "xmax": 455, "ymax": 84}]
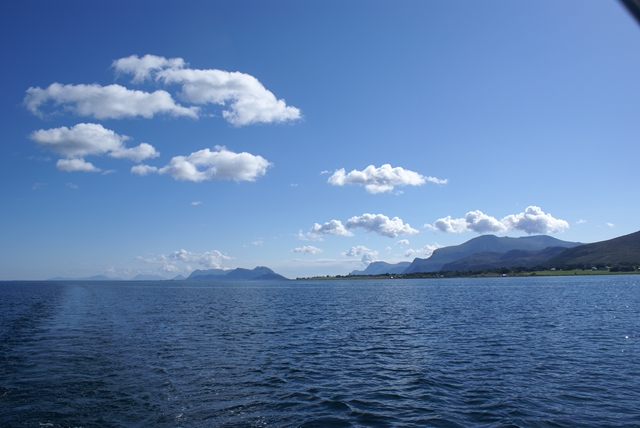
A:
[
  {"xmin": 501, "ymin": 206, "xmax": 570, "ymax": 234},
  {"xmin": 346, "ymin": 213, "xmax": 419, "ymax": 238},
  {"xmin": 427, "ymin": 206, "xmax": 569, "ymax": 235},
  {"xmin": 167, "ymin": 249, "xmax": 231, "ymax": 269},
  {"xmin": 327, "ymin": 164, "xmax": 446, "ymax": 194},
  {"xmin": 404, "ymin": 244, "xmax": 442, "ymax": 258},
  {"xmin": 309, "ymin": 214, "xmax": 418, "ymax": 239},
  {"xmin": 344, "ymin": 245, "xmax": 378, "ymax": 265},
  {"xmin": 132, "ymin": 146, "xmax": 271, "ymax": 182}
]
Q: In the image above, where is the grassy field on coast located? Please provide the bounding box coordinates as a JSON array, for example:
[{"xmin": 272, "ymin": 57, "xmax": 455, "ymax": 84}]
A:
[{"xmin": 300, "ymin": 268, "xmax": 639, "ymax": 280}]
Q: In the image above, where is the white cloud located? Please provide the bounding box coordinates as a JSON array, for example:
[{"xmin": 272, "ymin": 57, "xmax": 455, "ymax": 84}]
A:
[
  {"xmin": 328, "ymin": 164, "xmax": 444, "ymax": 194},
  {"xmin": 501, "ymin": 206, "xmax": 569, "ymax": 234},
  {"xmin": 345, "ymin": 213, "xmax": 419, "ymax": 238},
  {"xmin": 246, "ymin": 240, "xmax": 264, "ymax": 247},
  {"xmin": 428, "ymin": 216, "xmax": 468, "ymax": 233},
  {"xmin": 292, "ymin": 246, "xmax": 323, "ymax": 254},
  {"xmin": 56, "ymin": 158, "xmax": 100, "ymax": 172},
  {"xmin": 24, "ymin": 83, "xmax": 198, "ymax": 119},
  {"xmin": 395, "ymin": 239, "xmax": 410, "ymax": 246},
  {"xmin": 131, "ymin": 164, "xmax": 158, "ymax": 175},
  {"xmin": 344, "ymin": 245, "xmax": 379, "ymax": 265},
  {"xmin": 191, "ymin": 201, "xmax": 203, "ymax": 206},
  {"xmin": 464, "ymin": 210, "xmax": 508, "ymax": 234},
  {"xmin": 167, "ymin": 249, "xmax": 232, "ymax": 269},
  {"xmin": 113, "ymin": 54, "xmax": 301, "ymax": 126},
  {"xmin": 113, "ymin": 54, "xmax": 186, "ymax": 83},
  {"xmin": 405, "ymin": 244, "xmax": 442, "ymax": 258},
  {"xmin": 134, "ymin": 146, "xmax": 271, "ymax": 182},
  {"xmin": 427, "ymin": 206, "xmax": 569, "ymax": 235},
  {"xmin": 109, "ymin": 143, "xmax": 159, "ymax": 162},
  {"xmin": 66, "ymin": 182, "xmax": 78, "ymax": 190},
  {"xmin": 310, "ymin": 220, "xmax": 353, "ymax": 237},
  {"xmin": 426, "ymin": 176, "xmax": 448, "ymax": 184},
  {"xmin": 577, "ymin": 219, "xmax": 587, "ymax": 224},
  {"xmin": 296, "ymin": 230, "xmax": 323, "ymax": 241},
  {"xmin": 30, "ymin": 123, "xmax": 159, "ymax": 162},
  {"xmin": 606, "ymin": 222, "xmax": 615, "ymax": 228},
  {"xmin": 162, "ymin": 263, "xmax": 180, "ymax": 273}
]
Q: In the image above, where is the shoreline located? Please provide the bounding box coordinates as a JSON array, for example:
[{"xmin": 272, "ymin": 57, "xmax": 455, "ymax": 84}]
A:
[{"xmin": 299, "ymin": 269, "xmax": 640, "ymax": 281}]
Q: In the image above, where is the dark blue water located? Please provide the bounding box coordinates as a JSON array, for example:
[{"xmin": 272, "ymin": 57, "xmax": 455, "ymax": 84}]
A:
[{"xmin": 1, "ymin": 276, "xmax": 639, "ymax": 427}]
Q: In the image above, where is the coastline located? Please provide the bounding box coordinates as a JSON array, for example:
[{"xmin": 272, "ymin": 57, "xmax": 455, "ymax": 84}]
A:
[{"xmin": 299, "ymin": 269, "xmax": 640, "ymax": 281}]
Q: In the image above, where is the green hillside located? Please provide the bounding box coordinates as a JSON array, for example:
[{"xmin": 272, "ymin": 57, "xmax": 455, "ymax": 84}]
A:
[
  {"xmin": 404, "ymin": 235, "xmax": 581, "ymax": 273},
  {"xmin": 545, "ymin": 230, "xmax": 640, "ymax": 267}
]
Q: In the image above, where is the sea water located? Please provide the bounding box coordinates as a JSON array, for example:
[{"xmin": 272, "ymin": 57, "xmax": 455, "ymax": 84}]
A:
[{"xmin": 1, "ymin": 276, "xmax": 639, "ymax": 427}]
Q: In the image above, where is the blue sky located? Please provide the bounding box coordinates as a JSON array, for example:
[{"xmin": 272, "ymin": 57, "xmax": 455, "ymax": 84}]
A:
[{"xmin": 1, "ymin": 0, "xmax": 639, "ymax": 280}]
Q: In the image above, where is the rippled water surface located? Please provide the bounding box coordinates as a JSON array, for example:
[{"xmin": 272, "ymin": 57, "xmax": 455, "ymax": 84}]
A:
[{"xmin": 1, "ymin": 276, "xmax": 639, "ymax": 427}]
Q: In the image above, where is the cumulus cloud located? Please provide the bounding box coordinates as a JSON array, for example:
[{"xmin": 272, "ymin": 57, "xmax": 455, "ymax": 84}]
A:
[
  {"xmin": 345, "ymin": 213, "xmax": 419, "ymax": 238},
  {"xmin": 133, "ymin": 146, "xmax": 271, "ymax": 182},
  {"xmin": 404, "ymin": 244, "xmax": 442, "ymax": 258},
  {"xmin": 427, "ymin": 206, "xmax": 569, "ymax": 235},
  {"xmin": 292, "ymin": 246, "xmax": 323, "ymax": 254},
  {"xmin": 30, "ymin": 123, "xmax": 159, "ymax": 163},
  {"xmin": 168, "ymin": 249, "xmax": 231, "ymax": 269},
  {"xmin": 395, "ymin": 239, "xmax": 410, "ymax": 246},
  {"xmin": 344, "ymin": 245, "xmax": 379, "ymax": 265},
  {"xmin": 24, "ymin": 83, "xmax": 198, "ymax": 119},
  {"xmin": 131, "ymin": 164, "xmax": 158, "ymax": 176},
  {"xmin": 577, "ymin": 219, "xmax": 587, "ymax": 224},
  {"xmin": 113, "ymin": 54, "xmax": 301, "ymax": 126},
  {"xmin": 296, "ymin": 230, "xmax": 323, "ymax": 241},
  {"xmin": 327, "ymin": 164, "xmax": 445, "ymax": 194},
  {"xmin": 113, "ymin": 55, "xmax": 186, "ymax": 83},
  {"xmin": 109, "ymin": 143, "xmax": 158, "ymax": 162},
  {"xmin": 309, "ymin": 220, "xmax": 353, "ymax": 237},
  {"xmin": 162, "ymin": 264, "xmax": 180, "ymax": 273},
  {"xmin": 56, "ymin": 158, "xmax": 101, "ymax": 172},
  {"xmin": 139, "ymin": 248, "xmax": 233, "ymax": 274},
  {"xmin": 464, "ymin": 210, "xmax": 508, "ymax": 234},
  {"xmin": 429, "ymin": 216, "xmax": 468, "ymax": 233},
  {"xmin": 606, "ymin": 222, "xmax": 615, "ymax": 228},
  {"xmin": 501, "ymin": 206, "xmax": 569, "ymax": 234}
]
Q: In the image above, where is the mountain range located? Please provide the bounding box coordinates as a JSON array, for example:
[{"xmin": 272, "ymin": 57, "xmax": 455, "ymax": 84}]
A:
[
  {"xmin": 351, "ymin": 261, "xmax": 411, "ymax": 276},
  {"xmin": 47, "ymin": 266, "xmax": 288, "ymax": 282},
  {"xmin": 350, "ymin": 230, "xmax": 640, "ymax": 275},
  {"xmin": 404, "ymin": 235, "xmax": 581, "ymax": 273}
]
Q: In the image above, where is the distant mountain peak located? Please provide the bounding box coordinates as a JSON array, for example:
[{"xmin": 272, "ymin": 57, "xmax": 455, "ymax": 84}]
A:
[
  {"xmin": 186, "ymin": 266, "xmax": 288, "ymax": 281},
  {"xmin": 403, "ymin": 234, "xmax": 581, "ymax": 274}
]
